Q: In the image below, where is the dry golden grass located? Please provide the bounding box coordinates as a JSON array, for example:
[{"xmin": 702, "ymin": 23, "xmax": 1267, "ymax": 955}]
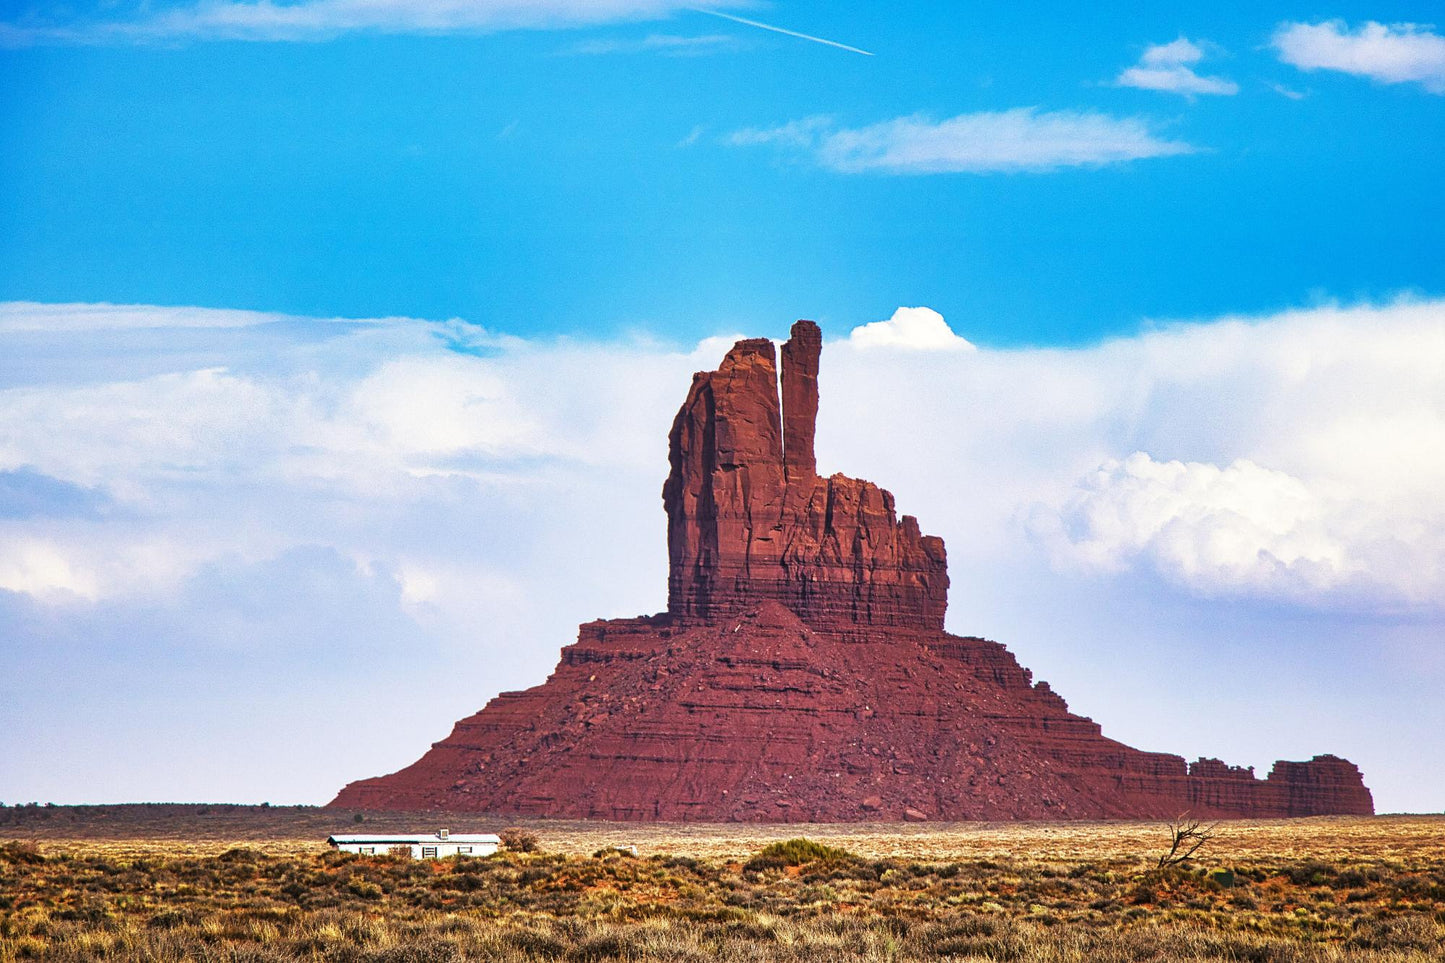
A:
[
  {"xmin": 3, "ymin": 807, "xmax": 1443, "ymax": 961},
  {"xmin": 6, "ymin": 804, "xmax": 1441, "ymax": 861},
  {"xmin": 498, "ymin": 814, "xmax": 1445, "ymax": 863}
]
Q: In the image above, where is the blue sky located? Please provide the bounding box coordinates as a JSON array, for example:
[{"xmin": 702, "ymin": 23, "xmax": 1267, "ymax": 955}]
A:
[
  {"xmin": 1, "ymin": 1, "xmax": 1444, "ymax": 811},
  {"xmin": 4, "ymin": 0, "xmax": 1443, "ymax": 344}
]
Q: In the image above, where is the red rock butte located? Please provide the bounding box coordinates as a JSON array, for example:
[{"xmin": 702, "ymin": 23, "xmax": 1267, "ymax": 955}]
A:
[{"xmin": 332, "ymin": 321, "xmax": 1373, "ymax": 821}]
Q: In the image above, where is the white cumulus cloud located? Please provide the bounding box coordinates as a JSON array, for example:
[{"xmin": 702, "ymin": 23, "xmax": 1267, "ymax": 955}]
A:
[
  {"xmin": 848, "ymin": 307, "xmax": 975, "ymax": 351},
  {"xmin": 1028, "ymin": 453, "xmax": 1354, "ymax": 599},
  {"xmin": 730, "ymin": 109, "xmax": 1195, "ymax": 174},
  {"xmin": 1116, "ymin": 37, "xmax": 1239, "ymax": 97},
  {"xmin": 1274, "ymin": 20, "xmax": 1445, "ymax": 93}
]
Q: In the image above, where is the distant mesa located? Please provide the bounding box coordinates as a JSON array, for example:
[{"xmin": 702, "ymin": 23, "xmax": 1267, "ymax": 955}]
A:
[{"xmin": 332, "ymin": 321, "xmax": 1373, "ymax": 820}]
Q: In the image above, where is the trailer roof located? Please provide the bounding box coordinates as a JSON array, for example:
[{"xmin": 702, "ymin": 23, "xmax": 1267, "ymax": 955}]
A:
[{"xmin": 327, "ymin": 834, "xmax": 500, "ymax": 845}]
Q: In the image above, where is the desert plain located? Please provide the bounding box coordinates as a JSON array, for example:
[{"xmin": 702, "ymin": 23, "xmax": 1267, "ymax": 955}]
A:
[{"xmin": 2, "ymin": 805, "xmax": 1443, "ymax": 962}]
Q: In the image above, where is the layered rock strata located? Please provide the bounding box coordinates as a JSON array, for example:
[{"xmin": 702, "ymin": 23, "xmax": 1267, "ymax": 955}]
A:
[{"xmin": 332, "ymin": 320, "xmax": 1373, "ymax": 820}]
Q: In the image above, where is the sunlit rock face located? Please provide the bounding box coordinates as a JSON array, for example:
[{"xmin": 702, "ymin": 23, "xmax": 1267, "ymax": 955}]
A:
[
  {"xmin": 662, "ymin": 322, "xmax": 949, "ymax": 631},
  {"xmin": 332, "ymin": 321, "xmax": 1372, "ymax": 821}
]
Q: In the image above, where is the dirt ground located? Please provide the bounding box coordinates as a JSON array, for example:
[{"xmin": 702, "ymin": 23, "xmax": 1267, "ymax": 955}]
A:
[{"xmin": 3, "ymin": 803, "xmax": 1441, "ymax": 862}]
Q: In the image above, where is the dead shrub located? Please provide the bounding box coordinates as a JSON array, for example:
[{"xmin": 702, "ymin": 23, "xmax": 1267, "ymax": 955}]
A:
[{"xmin": 501, "ymin": 827, "xmax": 541, "ymax": 853}]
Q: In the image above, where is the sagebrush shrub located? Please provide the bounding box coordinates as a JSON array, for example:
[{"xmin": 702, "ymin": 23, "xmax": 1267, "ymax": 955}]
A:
[{"xmin": 500, "ymin": 827, "xmax": 540, "ymax": 853}]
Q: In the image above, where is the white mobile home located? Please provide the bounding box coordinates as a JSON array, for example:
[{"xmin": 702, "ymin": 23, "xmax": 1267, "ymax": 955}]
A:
[{"xmin": 327, "ymin": 829, "xmax": 500, "ymax": 859}]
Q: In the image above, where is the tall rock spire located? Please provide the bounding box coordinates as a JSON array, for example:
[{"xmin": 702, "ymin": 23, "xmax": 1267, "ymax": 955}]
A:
[
  {"xmin": 662, "ymin": 319, "xmax": 949, "ymax": 629},
  {"xmin": 781, "ymin": 319, "xmax": 821, "ymax": 482}
]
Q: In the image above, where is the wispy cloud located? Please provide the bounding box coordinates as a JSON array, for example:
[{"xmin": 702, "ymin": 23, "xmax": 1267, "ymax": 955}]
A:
[
  {"xmin": 0, "ymin": 0, "xmax": 724, "ymax": 46},
  {"xmin": 1116, "ymin": 37, "xmax": 1239, "ymax": 97},
  {"xmin": 690, "ymin": 8, "xmax": 872, "ymax": 56},
  {"xmin": 565, "ymin": 32, "xmax": 737, "ymax": 56},
  {"xmin": 0, "ymin": 300, "xmax": 410, "ymax": 332},
  {"xmin": 728, "ymin": 115, "xmax": 834, "ymax": 148},
  {"xmin": 730, "ymin": 109, "xmax": 1194, "ymax": 174},
  {"xmin": 1274, "ymin": 20, "xmax": 1445, "ymax": 94}
]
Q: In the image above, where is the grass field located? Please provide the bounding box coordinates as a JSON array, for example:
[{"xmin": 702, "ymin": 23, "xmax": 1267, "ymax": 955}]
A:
[{"xmin": 2, "ymin": 806, "xmax": 1443, "ymax": 961}]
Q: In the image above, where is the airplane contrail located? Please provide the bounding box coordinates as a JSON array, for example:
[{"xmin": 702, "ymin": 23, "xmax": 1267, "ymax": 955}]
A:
[{"xmin": 691, "ymin": 8, "xmax": 874, "ymax": 56}]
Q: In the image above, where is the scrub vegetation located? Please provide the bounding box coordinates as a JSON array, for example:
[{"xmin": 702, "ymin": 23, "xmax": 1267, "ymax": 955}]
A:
[{"xmin": 1, "ymin": 808, "xmax": 1443, "ymax": 961}]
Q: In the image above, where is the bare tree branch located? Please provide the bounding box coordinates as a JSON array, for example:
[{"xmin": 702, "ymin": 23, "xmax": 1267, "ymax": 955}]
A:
[{"xmin": 1156, "ymin": 814, "xmax": 1218, "ymax": 870}]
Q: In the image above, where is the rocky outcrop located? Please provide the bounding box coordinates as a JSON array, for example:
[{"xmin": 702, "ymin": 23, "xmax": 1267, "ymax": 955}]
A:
[
  {"xmin": 663, "ymin": 322, "xmax": 949, "ymax": 629},
  {"xmin": 332, "ymin": 320, "xmax": 1373, "ymax": 821}
]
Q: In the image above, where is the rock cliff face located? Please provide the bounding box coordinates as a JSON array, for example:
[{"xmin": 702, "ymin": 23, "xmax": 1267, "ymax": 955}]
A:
[
  {"xmin": 332, "ymin": 320, "xmax": 1373, "ymax": 821},
  {"xmin": 662, "ymin": 327, "xmax": 948, "ymax": 630}
]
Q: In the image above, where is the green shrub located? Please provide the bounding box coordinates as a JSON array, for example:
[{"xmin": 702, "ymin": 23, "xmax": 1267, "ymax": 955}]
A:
[
  {"xmin": 347, "ymin": 878, "xmax": 384, "ymax": 900},
  {"xmin": 0, "ymin": 840, "xmax": 43, "ymax": 864},
  {"xmin": 743, "ymin": 837, "xmax": 859, "ymax": 872},
  {"xmin": 1286, "ymin": 860, "xmax": 1336, "ymax": 886}
]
